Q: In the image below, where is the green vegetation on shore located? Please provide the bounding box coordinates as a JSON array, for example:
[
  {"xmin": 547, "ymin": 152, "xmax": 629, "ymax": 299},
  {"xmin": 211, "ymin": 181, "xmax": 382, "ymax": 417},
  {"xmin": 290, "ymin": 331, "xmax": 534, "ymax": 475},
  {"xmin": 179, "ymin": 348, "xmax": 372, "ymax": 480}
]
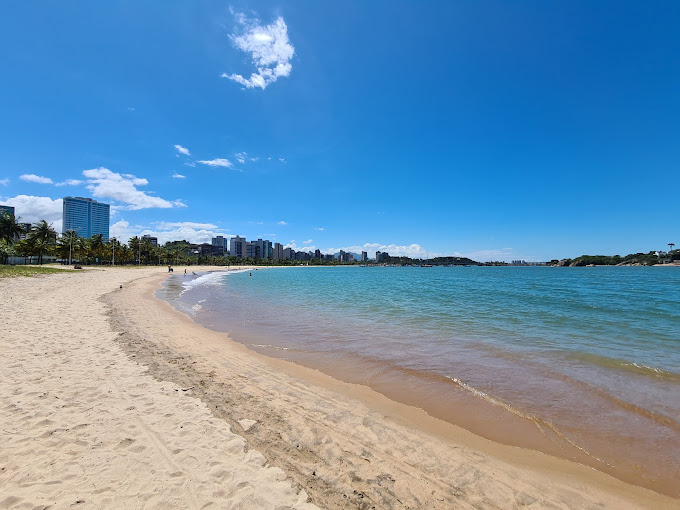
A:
[
  {"xmin": 548, "ymin": 250, "xmax": 679, "ymax": 267},
  {"xmin": 379, "ymin": 255, "xmax": 482, "ymax": 266},
  {"xmin": 0, "ymin": 265, "xmax": 71, "ymax": 278}
]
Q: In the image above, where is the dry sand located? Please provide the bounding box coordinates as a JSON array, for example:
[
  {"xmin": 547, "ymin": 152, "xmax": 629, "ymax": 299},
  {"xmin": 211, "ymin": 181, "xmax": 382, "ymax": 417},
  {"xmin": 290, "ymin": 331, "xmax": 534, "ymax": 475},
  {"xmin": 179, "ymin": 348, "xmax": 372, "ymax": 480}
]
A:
[{"xmin": 1, "ymin": 267, "xmax": 677, "ymax": 509}]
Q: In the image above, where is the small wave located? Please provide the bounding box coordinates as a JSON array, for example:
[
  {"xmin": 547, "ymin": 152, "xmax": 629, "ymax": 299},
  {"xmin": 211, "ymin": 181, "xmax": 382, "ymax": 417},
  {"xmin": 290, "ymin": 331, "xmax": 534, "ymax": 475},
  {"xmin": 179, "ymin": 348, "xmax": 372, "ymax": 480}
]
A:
[
  {"xmin": 564, "ymin": 352, "xmax": 680, "ymax": 382},
  {"xmin": 178, "ymin": 268, "xmax": 251, "ymax": 297},
  {"xmin": 250, "ymin": 343, "xmax": 290, "ymax": 351},
  {"xmin": 446, "ymin": 376, "xmax": 614, "ymax": 467}
]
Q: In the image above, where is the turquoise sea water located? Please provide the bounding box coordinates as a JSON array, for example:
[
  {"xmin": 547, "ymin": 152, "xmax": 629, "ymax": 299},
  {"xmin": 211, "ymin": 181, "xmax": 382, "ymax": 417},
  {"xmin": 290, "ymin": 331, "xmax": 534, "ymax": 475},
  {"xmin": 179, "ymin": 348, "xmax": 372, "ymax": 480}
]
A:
[{"xmin": 161, "ymin": 266, "xmax": 680, "ymax": 495}]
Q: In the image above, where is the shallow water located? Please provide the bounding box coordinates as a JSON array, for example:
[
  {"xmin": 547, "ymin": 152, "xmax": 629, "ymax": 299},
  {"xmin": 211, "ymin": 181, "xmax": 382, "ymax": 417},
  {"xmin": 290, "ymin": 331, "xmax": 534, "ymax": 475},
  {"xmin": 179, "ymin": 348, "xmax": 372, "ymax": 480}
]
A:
[{"xmin": 159, "ymin": 266, "xmax": 680, "ymax": 496}]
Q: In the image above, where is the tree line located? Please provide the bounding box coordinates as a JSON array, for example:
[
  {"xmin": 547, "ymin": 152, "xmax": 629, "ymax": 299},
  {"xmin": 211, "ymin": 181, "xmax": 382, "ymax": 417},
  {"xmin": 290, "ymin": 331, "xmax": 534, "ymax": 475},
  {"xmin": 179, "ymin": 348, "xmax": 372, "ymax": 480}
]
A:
[{"xmin": 0, "ymin": 213, "xmax": 367, "ymax": 267}]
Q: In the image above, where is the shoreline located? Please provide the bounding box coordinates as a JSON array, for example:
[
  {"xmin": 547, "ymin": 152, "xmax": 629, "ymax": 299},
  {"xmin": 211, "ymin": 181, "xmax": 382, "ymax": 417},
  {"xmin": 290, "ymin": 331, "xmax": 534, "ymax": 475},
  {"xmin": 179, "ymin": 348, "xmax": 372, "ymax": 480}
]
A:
[
  {"xmin": 1, "ymin": 267, "xmax": 676, "ymax": 508},
  {"xmin": 110, "ymin": 268, "xmax": 676, "ymax": 507},
  {"xmin": 163, "ymin": 265, "xmax": 680, "ymax": 498}
]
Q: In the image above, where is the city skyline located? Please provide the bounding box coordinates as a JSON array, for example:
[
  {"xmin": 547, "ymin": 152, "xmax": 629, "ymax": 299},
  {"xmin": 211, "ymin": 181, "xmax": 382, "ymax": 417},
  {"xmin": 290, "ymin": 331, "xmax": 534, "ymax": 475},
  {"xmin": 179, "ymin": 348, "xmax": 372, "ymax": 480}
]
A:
[{"xmin": 1, "ymin": 2, "xmax": 679, "ymax": 262}]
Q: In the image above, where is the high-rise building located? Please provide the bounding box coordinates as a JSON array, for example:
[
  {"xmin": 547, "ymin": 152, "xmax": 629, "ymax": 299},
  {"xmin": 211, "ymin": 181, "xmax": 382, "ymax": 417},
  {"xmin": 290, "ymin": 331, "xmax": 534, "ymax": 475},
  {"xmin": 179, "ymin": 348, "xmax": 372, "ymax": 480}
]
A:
[
  {"xmin": 361, "ymin": 251, "xmax": 367, "ymax": 262},
  {"xmin": 62, "ymin": 197, "xmax": 110, "ymax": 241},
  {"xmin": 246, "ymin": 241, "xmax": 259, "ymax": 258},
  {"xmin": 142, "ymin": 234, "xmax": 158, "ymax": 247},
  {"xmin": 273, "ymin": 242, "xmax": 283, "ymax": 260},
  {"xmin": 0, "ymin": 205, "xmax": 15, "ymax": 217},
  {"xmin": 211, "ymin": 235, "xmax": 227, "ymax": 256},
  {"xmin": 230, "ymin": 236, "xmax": 247, "ymax": 258},
  {"xmin": 314, "ymin": 249, "xmax": 321, "ymax": 260},
  {"xmin": 263, "ymin": 239, "xmax": 273, "ymax": 259},
  {"xmin": 375, "ymin": 251, "xmax": 382, "ymax": 262},
  {"xmin": 282, "ymin": 247, "xmax": 294, "ymax": 260}
]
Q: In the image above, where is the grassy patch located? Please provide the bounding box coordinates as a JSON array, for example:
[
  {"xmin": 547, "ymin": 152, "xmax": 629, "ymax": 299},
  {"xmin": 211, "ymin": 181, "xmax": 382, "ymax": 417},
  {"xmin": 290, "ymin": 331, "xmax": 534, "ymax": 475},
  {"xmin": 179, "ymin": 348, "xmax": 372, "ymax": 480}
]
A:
[{"xmin": 0, "ymin": 265, "xmax": 72, "ymax": 278}]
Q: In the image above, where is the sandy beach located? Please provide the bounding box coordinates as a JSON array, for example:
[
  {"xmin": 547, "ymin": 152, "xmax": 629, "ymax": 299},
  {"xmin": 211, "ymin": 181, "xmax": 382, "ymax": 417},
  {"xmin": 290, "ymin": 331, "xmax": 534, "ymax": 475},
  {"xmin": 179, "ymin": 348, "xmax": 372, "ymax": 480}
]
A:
[{"xmin": 1, "ymin": 267, "xmax": 677, "ymax": 509}]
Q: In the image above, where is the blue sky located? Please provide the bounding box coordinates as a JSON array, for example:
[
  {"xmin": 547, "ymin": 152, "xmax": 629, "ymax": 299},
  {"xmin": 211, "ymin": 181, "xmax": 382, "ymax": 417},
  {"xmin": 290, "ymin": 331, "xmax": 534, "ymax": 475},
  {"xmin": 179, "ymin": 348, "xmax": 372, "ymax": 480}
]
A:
[{"xmin": 1, "ymin": 1, "xmax": 678, "ymax": 261}]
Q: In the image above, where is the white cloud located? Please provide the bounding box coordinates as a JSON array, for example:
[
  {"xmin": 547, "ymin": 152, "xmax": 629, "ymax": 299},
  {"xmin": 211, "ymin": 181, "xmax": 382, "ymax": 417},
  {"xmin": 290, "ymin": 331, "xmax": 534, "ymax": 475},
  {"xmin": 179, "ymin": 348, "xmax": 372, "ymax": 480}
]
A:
[
  {"xmin": 233, "ymin": 152, "xmax": 260, "ymax": 164},
  {"xmin": 127, "ymin": 107, "xmax": 136, "ymax": 112},
  {"xmin": 83, "ymin": 167, "xmax": 186, "ymax": 210},
  {"xmin": 314, "ymin": 227, "xmax": 324, "ymax": 231},
  {"xmin": 174, "ymin": 144, "xmax": 190, "ymax": 156},
  {"xmin": 20, "ymin": 174, "xmax": 53, "ymax": 184},
  {"xmin": 278, "ymin": 220, "xmax": 287, "ymax": 225},
  {"xmin": 110, "ymin": 219, "xmax": 228, "ymax": 245},
  {"xmin": 0, "ymin": 195, "xmax": 63, "ymax": 232},
  {"xmin": 284, "ymin": 241, "xmax": 317, "ymax": 252},
  {"xmin": 154, "ymin": 221, "xmax": 219, "ymax": 230},
  {"xmin": 55, "ymin": 179, "xmax": 83, "ymax": 187},
  {"xmin": 110, "ymin": 219, "xmax": 133, "ymax": 240},
  {"xmin": 172, "ymin": 173, "xmax": 186, "ymax": 179},
  {"xmin": 197, "ymin": 158, "xmax": 233, "ymax": 168},
  {"xmin": 303, "ymin": 239, "xmax": 313, "ymax": 244},
  {"xmin": 278, "ymin": 157, "xmax": 286, "ymax": 162},
  {"xmin": 222, "ymin": 14, "xmax": 294, "ymax": 90},
  {"xmin": 0, "ymin": 178, "xmax": 9, "ymax": 186}
]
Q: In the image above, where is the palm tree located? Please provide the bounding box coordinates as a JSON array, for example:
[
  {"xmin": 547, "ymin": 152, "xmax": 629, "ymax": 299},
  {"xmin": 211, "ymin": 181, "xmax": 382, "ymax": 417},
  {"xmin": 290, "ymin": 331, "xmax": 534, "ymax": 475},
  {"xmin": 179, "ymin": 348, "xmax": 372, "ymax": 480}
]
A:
[
  {"xmin": 140, "ymin": 237, "xmax": 154, "ymax": 265},
  {"xmin": 117, "ymin": 244, "xmax": 132, "ymax": 265},
  {"xmin": 669, "ymin": 243, "xmax": 675, "ymax": 252},
  {"xmin": 89, "ymin": 234, "xmax": 105, "ymax": 264},
  {"xmin": 129, "ymin": 236, "xmax": 141, "ymax": 265},
  {"xmin": 28, "ymin": 220, "xmax": 57, "ymax": 265},
  {"xmin": 0, "ymin": 213, "xmax": 26, "ymax": 244},
  {"xmin": 59, "ymin": 230, "xmax": 78, "ymax": 264},
  {"xmin": 107, "ymin": 238, "xmax": 121, "ymax": 265},
  {"xmin": 75, "ymin": 236, "xmax": 88, "ymax": 264}
]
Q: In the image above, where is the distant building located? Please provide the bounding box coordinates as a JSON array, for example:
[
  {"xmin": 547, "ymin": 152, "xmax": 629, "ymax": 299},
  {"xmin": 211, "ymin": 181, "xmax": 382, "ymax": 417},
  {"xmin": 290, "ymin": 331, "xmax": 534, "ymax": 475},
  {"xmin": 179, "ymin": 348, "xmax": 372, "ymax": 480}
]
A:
[
  {"xmin": 198, "ymin": 243, "xmax": 213, "ymax": 256},
  {"xmin": 62, "ymin": 196, "xmax": 110, "ymax": 241},
  {"xmin": 314, "ymin": 249, "xmax": 322, "ymax": 260},
  {"xmin": 375, "ymin": 251, "xmax": 382, "ymax": 262},
  {"xmin": 246, "ymin": 241, "xmax": 258, "ymax": 259},
  {"xmin": 361, "ymin": 251, "xmax": 367, "ymax": 262},
  {"xmin": 211, "ymin": 235, "xmax": 227, "ymax": 256},
  {"xmin": 142, "ymin": 234, "xmax": 158, "ymax": 247},
  {"xmin": 0, "ymin": 205, "xmax": 15, "ymax": 217},
  {"xmin": 376, "ymin": 251, "xmax": 389, "ymax": 263},
  {"xmin": 273, "ymin": 242, "xmax": 283, "ymax": 260},
  {"xmin": 18, "ymin": 223, "xmax": 32, "ymax": 240},
  {"xmin": 282, "ymin": 247, "xmax": 294, "ymax": 260},
  {"xmin": 230, "ymin": 236, "xmax": 247, "ymax": 258},
  {"xmin": 250, "ymin": 238, "xmax": 272, "ymax": 259}
]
